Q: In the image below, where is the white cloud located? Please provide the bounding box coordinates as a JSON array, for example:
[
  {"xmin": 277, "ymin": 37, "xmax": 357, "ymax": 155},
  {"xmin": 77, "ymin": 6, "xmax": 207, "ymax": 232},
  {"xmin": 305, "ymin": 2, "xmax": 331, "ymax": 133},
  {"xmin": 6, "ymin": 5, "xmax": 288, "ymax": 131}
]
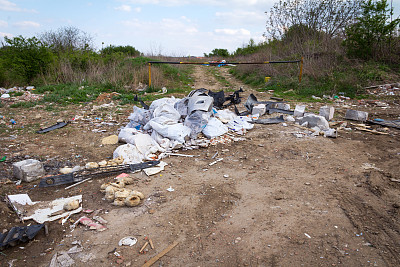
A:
[
  {"xmin": 0, "ymin": 20, "xmax": 8, "ymax": 27},
  {"xmin": 115, "ymin": 5, "xmax": 131, "ymax": 12},
  {"xmin": 215, "ymin": 10, "xmax": 265, "ymax": 26},
  {"xmin": 0, "ymin": 31, "xmax": 13, "ymax": 38},
  {"xmin": 123, "ymin": 0, "xmax": 275, "ymax": 8},
  {"xmin": 134, "ymin": 7, "xmax": 141, "ymax": 12},
  {"xmin": 215, "ymin": 28, "xmax": 251, "ymax": 36},
  {"xmin": 13, "ymin": 21, "xmax": 40, "ymax": 28},
  {"xmin": 0, "ymin": 0, "xmax": 19, "ymax": 11},
  {"xmin": 0, "ymin": 0, "xmax": 37, "ymax": 12}
]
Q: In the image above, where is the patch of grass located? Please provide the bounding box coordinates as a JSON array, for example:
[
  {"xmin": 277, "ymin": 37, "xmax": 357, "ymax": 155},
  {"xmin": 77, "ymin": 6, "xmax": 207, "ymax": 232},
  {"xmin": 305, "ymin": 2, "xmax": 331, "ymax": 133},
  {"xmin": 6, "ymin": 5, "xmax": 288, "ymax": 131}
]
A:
[
  {"xmin": 10, "ymin": 101, "xmax": 38, "ymax": 108},
  {"xmin": 206, "ymin": 67, "xmax": 232, "ymax": 89}
]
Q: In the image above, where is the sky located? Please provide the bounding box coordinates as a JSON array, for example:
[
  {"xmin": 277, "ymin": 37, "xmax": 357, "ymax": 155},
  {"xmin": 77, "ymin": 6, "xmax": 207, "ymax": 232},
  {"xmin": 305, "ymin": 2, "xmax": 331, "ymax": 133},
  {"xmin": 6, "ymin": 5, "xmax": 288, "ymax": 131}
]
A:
[{"xmin": 0, "ymin": 0, "xmax": 399, "ymax": 56}]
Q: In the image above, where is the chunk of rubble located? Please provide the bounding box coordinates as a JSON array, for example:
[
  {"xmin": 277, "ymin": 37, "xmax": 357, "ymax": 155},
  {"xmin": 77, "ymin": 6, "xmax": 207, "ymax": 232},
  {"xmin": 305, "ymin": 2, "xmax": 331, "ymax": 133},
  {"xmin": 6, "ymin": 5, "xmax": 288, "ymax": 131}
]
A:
[
  {"xmin": 345, "ymin": 109, "xmax": 368, "ymax": 122},
  {"xmin": 12, "ymin": 159, "xmax": 45, "ymax": 182}
]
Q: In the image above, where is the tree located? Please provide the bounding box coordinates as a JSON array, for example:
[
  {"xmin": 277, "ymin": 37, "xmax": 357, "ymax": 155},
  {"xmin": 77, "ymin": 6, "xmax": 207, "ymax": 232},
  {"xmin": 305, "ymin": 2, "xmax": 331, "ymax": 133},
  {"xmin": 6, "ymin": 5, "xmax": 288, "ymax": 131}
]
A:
[
  {"xmin": 265, "ymin": 0, "xmax": 361, "ymax": 40},
  {"xmin": 204, "ymin": 48, "xmax": 230, "ymax": 57},
  {"xmin": 343, "ymin": 0, "xmax": 400, "ymax": 60},
  {"xmin": 39, "ymin": 26, "xmax": 94, "ymax": 54},
  {"xmin": 101, "ymin": 45, "xmax": 141, "ymax": 57}
]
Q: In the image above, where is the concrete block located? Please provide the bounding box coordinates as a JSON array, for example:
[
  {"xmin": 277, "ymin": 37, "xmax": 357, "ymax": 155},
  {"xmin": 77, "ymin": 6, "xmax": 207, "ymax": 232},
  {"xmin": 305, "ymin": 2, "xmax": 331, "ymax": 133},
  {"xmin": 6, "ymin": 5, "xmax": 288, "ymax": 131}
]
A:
[
  {"xmin": 345, "ymin": 109, "xmax": 368, "ymax": 122},
  {"xmin": 13, "ymin": 159, "xmax": 45, "ymax": 182},
  {"xmin": 319, "ymin": 106, "xmax": 335, "ymax": 120},
  {"xmin": 252, "ymin": 104, "xmax": 266, "ymax": 116},
  {"xmin": 294, "ymin": 105, "xmax": 306, "ymax": 117},
  {"xmin": 299, "ymin": 114, "xmax": 330, "ymax": 130}
]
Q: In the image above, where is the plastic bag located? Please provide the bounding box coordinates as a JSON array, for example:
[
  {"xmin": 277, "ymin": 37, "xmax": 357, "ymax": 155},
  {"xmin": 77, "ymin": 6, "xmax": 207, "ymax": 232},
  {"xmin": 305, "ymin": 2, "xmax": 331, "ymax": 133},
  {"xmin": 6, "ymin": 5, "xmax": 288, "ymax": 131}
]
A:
[
  {"xmin": 174, "ymin": 97, "xmax": 189, "ymax": 118},
  {"xmin": 149, "ymin": 97, "xmax": 178, "ymax": 113},
  {"xmin": 153, "ymin": 103, "xmax": 181, "ymax": 121},
  {"xmin": 202, "ymin": 117, "xmax": 228, "ymax": 138},
  {"xmin": 128, "ymin": 106, "xmax": 152, "ymax": 126},
  {"xmin": 113, "ymin": 144, "xmax": 143, "ymax": 164},
  {"xmin": 118, "ymin": 128, "xmax": 140, "ymax": 144},
  {"xmin": 150, "ymin": 121, "xmax": 191, "ymax": 143},
  {"xmin": 184, "ymin": 110, "xmax": 211, "ymax": 139},
  {"xmin": 215, "ymin": 109, "xmax": 237, "ymax": 123},
  {"xmin": 227, "ymin": 116, "xmax": 254, "ymax": 131}
]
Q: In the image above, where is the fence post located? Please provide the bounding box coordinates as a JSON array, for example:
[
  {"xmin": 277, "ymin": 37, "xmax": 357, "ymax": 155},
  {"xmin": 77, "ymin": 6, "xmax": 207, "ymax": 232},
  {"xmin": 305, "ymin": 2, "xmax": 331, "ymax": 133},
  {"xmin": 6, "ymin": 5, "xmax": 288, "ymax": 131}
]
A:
[{"xmin": 148, "ymin": 63, "xmax": 152, "ymax": 87}]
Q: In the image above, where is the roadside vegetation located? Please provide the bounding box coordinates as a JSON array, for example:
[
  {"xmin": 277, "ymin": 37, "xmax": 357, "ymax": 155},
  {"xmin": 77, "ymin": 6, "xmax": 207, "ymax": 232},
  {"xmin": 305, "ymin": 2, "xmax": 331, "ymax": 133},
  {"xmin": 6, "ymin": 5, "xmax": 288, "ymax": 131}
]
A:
[
  {"xmin": 0, "ymin": 0, "xmax": 399, "ymax": 105},
  {"xmin": 206, "ymin": 0, "xmax": 400, "ymax": 100}
]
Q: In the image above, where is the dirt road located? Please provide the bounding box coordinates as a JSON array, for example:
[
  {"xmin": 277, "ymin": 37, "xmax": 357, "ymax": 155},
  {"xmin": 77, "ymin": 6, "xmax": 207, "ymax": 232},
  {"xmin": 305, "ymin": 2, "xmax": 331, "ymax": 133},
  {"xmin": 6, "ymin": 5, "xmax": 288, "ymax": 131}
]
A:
[{"xmin": 1, "ymin": 66, "xmax": 399, "ymax": 266}]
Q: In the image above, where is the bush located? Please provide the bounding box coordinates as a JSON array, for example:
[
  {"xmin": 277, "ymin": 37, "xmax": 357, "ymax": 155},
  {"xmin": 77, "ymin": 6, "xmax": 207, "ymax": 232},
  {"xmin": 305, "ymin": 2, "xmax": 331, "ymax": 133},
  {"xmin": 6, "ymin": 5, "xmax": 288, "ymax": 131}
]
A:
[{"xmin": 0, "ymin": 36, "xmax": 53, "ymax": 86}]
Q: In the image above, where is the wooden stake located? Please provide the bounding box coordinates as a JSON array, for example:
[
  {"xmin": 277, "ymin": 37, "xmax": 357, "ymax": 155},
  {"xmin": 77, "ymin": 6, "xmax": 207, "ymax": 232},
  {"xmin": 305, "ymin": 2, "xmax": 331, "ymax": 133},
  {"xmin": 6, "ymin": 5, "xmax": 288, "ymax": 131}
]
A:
[
  {"xmin": 140, "ymin": 242, "xmax": 149, "ymax": 253},
  {"xmin": 141, "ymin": 241, "xmax": 179, "ymax": 267},
  {"xmin": 149, "ymin": 239, "xmax": 154, "ymax": 249}
]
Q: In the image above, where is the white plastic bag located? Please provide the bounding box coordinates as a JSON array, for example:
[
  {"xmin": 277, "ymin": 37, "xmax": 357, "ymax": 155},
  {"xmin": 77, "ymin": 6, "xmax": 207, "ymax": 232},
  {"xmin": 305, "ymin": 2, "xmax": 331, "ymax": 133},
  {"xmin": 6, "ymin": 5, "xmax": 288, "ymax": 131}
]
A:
[
  {"xmin": 227, "ymin": 116, "xmax": 254, "ymax": 131},
  {"xmin": 113, "ymin": 144, "xmax": 143, "ymax": 164},
  {"xmin": 150, "ymin": 121, "xmax": 191, "ymax": 143},
  {"xmin": 202, "ymin": 117, "xmax": 228, "ymax": 138},
  {"xmin": 149, "ymin": 97, "xmax": 178, "ymax": 113},
  {"xmin": 215, "ymin": 109, "xmax": 237, "ymax": 123},
  {"xmin": 118, "ymin": 128, "xmax": 140, "ymax": 144},
  {"xmin": 153, "ymin": 103, "xmax": 181, "ymax": 121}
]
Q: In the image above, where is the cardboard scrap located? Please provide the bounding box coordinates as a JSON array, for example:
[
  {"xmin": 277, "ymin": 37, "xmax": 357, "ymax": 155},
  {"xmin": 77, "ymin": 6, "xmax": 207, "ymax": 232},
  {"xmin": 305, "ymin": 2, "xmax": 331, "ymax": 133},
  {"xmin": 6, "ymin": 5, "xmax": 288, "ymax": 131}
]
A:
[{"xmin": 7, "ymin": 194, "xmax": 82, "ymax": 224}]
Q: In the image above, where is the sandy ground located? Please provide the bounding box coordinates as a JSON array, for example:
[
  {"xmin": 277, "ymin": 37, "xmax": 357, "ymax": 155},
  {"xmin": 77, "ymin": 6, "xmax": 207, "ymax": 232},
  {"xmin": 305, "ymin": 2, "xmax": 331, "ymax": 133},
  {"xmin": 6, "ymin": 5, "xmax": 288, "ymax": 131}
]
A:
[{"xmin": 0, "ymin": 66, "xmax": 400, "ymax": 267}]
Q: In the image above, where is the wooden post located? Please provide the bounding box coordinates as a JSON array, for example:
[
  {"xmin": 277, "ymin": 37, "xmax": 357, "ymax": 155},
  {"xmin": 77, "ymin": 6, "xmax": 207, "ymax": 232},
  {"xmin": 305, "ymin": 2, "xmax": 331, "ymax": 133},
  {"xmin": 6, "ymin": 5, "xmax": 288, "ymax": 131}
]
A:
[{"xmin": 148, "ymin": 63, "xmax": 152, "ymax": 87}]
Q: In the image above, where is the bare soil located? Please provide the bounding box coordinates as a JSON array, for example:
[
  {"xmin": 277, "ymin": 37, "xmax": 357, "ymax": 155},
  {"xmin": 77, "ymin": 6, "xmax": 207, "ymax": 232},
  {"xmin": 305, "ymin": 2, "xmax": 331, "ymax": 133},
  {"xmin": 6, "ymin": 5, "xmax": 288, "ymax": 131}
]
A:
[{"xmin": 0, "ymin": 66, "xmax": 400, "ymax": 267}]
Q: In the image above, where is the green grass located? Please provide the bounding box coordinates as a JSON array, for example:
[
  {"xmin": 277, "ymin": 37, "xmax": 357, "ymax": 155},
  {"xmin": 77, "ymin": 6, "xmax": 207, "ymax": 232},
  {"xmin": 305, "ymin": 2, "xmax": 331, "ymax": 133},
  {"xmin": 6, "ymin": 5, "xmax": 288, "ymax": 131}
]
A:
[{"xmin": 206, "ymin": 67, "xmax": 233, "ymax": 89}]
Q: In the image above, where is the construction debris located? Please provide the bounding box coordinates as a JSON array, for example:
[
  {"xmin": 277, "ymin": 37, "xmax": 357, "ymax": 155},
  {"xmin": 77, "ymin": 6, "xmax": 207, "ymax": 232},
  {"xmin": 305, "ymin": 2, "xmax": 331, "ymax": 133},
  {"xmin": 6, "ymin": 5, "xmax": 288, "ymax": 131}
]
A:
[{"xmin": 7, "ymin": 194, "xmax": 82, "ymax": 223}]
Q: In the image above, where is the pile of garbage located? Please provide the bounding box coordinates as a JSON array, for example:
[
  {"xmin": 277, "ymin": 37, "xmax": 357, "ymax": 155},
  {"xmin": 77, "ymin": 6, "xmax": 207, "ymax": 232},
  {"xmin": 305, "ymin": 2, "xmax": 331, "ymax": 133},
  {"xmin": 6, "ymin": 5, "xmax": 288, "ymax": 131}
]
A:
[
  {"xmin": 0, "ymin": 86, "xmax": 42, "ymax": 102},
  {"xmin": 113, "ymin": 88, "xmax": 254, "ymax": 164},
  {"xmin": 112, "ymin": 88, "xmax": 340, "ymax": 164}
]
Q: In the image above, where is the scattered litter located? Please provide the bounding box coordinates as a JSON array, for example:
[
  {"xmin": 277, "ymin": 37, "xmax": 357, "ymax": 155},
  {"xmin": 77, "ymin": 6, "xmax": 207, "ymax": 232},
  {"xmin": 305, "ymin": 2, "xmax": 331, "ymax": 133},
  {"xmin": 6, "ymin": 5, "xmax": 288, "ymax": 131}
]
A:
[
  {"xmin": 7, "ymin": 194, "xmax": 82, "ymax": 223},
  {"xmin": 36, "ymin": 122, "xmax": 68, "ymax": 134},
  {"xmin": 143, "ymin": 161, "xmax": 168, "ymax": 176},
  {"xmin": 0, "ymin": 224, "xmax": 44, "ymax": 250},
  {"xmin": 367, "ymin": 119, "xmax": 400, "ymax": 130},
  {"xmin": 167, "ymin": 186, "xmax": 175, "ymax": 192},
  {"xmin": 119, "ymin": 236, "xmax": 137, "ymax": 246},
  {"xmin": 209, "ymin": 158, "xmax": 223, "ymax": 166},
  {"xmin": 77, "ymin": 216, "xmax": 107, "ymax": 231},
  {"xmin": 49, "ymin": 251, "xmax": 75, "ymax": 267},
  {"xmin": 304, "ymin": 233, "xmax": 311, "ymax": 239},
  {"xmin": 251, "ymin": 115, "xmax": 285, "ymax": 125},
  {"xmin": 39, "ymin": 160, "xmax": 159, "ymax": 187}
]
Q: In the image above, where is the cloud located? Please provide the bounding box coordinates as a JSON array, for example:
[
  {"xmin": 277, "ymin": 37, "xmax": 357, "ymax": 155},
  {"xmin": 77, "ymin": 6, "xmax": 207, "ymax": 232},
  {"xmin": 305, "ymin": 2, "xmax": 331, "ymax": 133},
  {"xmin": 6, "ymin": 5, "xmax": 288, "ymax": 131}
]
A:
[
  {"xmin": 115, "ymin": 5, "xmax": 132, "ymax": 12},
  {"xmin": 13, "ymin": 21, "xmax": 40, "ymax": 28},
  {"xmin": 134, "ymin": 7, "xmax": 141, "ymax": 12},
  {"xmin": 0, "ymin": 20, "xmax": 8, "ymax": 27},
  {"xmin": 0, "ymin": 31, "xmax": 13, "ymax": 38},
  {"xmin": 123, "ymin": 0, "xmax": 275, "ymax": 8},
  {"xmin": 215, "ymin": 10, "xmax": 265, "ymax": 26},
  {"xmin": 0, "ymin": 0, "xmax": 37, "ymax": 12},
  {"xmin": 215, "ymin": 28, "xmax": 251, "ymax": 36}
]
